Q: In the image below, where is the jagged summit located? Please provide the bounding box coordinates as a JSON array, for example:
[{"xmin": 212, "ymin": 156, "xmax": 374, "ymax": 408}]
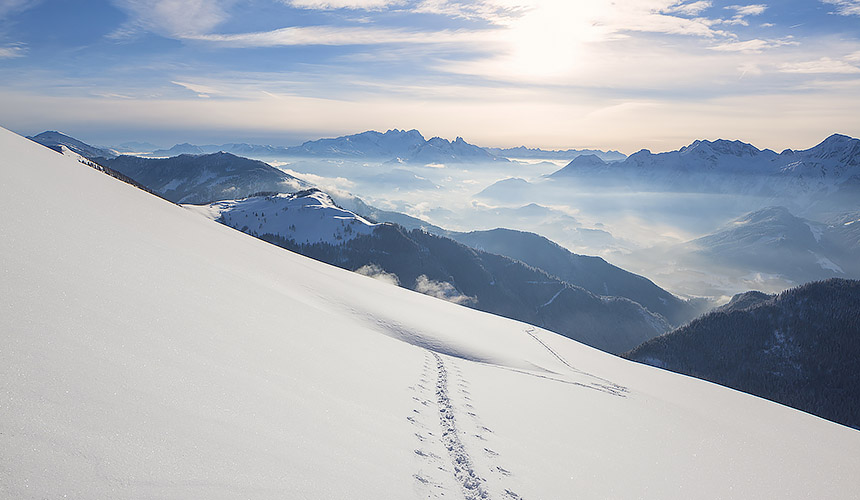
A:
[{"xmin": 680, "ymin": 138, "xmax": 764, "ymax": 157}]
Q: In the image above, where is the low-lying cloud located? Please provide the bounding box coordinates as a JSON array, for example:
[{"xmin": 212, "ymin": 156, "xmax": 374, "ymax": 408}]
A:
[
  {"xmin": 355, "ymin": 264, "xmax": 400, "ymax": 286},
  {"xmin": 414, "ymin": 275, "xmax": 475, "ymax": 305}
]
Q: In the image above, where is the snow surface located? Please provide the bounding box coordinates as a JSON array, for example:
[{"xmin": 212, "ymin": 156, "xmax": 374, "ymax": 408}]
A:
[
  {"xmin": 3, "ymin": 126, "xmax": 860, "ymax": 499},
  {"xmin": 185, "ymin": 190, "xmax": 378, "ymax": 246}
]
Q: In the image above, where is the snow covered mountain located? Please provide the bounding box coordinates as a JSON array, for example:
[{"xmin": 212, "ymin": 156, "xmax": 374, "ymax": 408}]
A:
[
  {"xmin": 98, "ymin": 152, "xmax": 310, "ymax": 204},
  {"xmin": 28, "ymin": 130, "xmax": 118, "ymax": 159},
  {"xmin": 188, "ymin": 189, "xmax": 378, "ymax": 246},
  {"xmin": 286, "ymin": 129, "xmax": 506, "ymax": 164},
  {"xmin": 286, "ymin": 128, "xmax": 427, "ymax": 158},
  {"xmin": 4, "ymin": 126, "xmax": 860, "ymax": 498},
  {"xmin": 625, "ymin": 278, "xmax": 860, "ymax": 430},
  {"xmin": 547, "ymin": 134, "xmax": 860, "ymax": 216}
]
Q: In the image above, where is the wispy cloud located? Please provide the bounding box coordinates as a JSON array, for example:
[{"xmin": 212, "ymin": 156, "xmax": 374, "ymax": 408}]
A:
[
  {"xmin": 110, "ymin": 0, "xmax": 233, "ymax": 38},
  {"xmin": 188, "ymin": 25, "xmax": 495, "ymax": 47},
  {"xmin": 821, "ymin": 0, "xmax": 860, "ymax": 16},
  {"xmin": 0, "ymin": 0, "xmax": 40, "ymax": 19},
  {"xmin": 664, "ymin": 1, "xmax": 713, "ymax": 16},
  {"xmin": 0, "ymin": 44, "xmax": 25, "ymax": 58},
  {"xmin": 710, "ymin": 38, "xmax": 795, "ymax": 53},
  {"xmin": 287, "ymin": 0, "xmax": 405, "ymax": 9},
  {"xmin": 726, "ymin": 4, "xmax": 767, "ymax": 16},
  {"xmin": 172, "ymin": 81, "xmax": 221, "ymax": 98},
  {"xmin": 715, "ymin": 3, "xmax": 767, "ymax": 25},
  {"xmin": 780, "ymin": 57, "xmax": 860, "ymax": 74}
]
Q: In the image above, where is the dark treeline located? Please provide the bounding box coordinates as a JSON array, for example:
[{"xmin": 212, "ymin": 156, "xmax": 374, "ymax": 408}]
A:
[{"xmin": 625, "ymin": 279, "xmax": 860, "ymax": 429}]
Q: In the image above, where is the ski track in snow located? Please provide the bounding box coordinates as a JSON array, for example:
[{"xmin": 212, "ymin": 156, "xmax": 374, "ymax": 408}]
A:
[
  {"xmin": 409, "ymin": 351, "xmax": 523, "ymax": 499},
  {"xmin": 523, "ymin": 327, "xmax": 629, "ymax": 397}
]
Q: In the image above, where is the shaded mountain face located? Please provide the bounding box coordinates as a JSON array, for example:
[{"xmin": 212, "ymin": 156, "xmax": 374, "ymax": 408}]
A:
[
  {"xmin": 150, "ymin": 142, "xmax": 205, "ymax": 156},
  {"xmin": 98, "ymin": 152, "xmax": 309, "ymax": 204},
  {"xmin": 547, "ymin": 153, "xmax": 608, "ymax": 177},
  {"xmin": 450, "ymin": 228, "xmax": 705, "ymax": 326},
  {"xmin": 624, "ymin": 278, "xmax": 860, "ymax": 429},
  {"xmin": 474, "ymin": 177, "xmax": 536, "ymax": 201},
  {"xmin": 196, "ymin": 195, "xmax": 671, "ymax": 354},
  {"xmin": 28, "ymin": 130, "xmax": 118, "ymax": 159},
  {"xmin": 681, "ymin": 206, "xmax": 859, "ymax": 284}
]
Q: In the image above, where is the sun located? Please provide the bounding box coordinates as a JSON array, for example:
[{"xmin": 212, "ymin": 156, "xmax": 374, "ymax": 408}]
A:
[{"xmin": 504, "ymin": 2, "xmax": 610, "ymax": 80}]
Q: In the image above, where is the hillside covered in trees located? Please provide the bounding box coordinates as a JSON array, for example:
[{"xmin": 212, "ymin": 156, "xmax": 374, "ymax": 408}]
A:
[{"xmin": 624, "ymin": 279, "xmax": 860, "ymax": 429}]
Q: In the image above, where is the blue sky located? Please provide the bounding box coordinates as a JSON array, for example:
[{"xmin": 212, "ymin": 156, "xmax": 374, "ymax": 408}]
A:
[{"xmin": 1, "ymin": 0, "xmax": 859, "ymax": 152}]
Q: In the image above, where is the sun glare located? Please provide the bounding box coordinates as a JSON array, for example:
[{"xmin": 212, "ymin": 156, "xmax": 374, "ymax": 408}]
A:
[{"xmin": 505, "ymin": 2, "xmax": 609, "ymax": 79}]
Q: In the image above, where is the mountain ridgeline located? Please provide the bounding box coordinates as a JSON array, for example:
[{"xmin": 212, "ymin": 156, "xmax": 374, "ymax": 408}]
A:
[
  {"xmin": 624, "ymin": 279, "xmax": 860, "ymax": 429},
  {"xmin": 27, "ymin": 130, "xmax": 119, "ymax": 159},
  {"xmin": 547, "ymin": 134, "xmax": 860, "ymax": 219},
  {"xmin": 450, "ymin": 228, "xmax": 705, "ymax": 325},
  {"xmin": 96, "ymin": 153, "xmax": 309, "ymax": 204}
]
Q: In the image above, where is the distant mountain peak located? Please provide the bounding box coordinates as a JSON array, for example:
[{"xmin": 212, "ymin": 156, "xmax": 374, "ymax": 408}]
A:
[
  {"xmin": 567, "ymin": 153, "xmax": 607, "ymax": 167},
  {"xmin": 680, "ymin": 138, "xmax": 762, "ymax": 157},
  {"xmin": 821, "ymin": 133, "xmax": 853, "ymax": 144}
]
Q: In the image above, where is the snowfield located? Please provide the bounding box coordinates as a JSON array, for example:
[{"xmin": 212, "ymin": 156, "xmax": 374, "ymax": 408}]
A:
[{"xmin": 2, "ymin": 126, "xmax": 860, "ymax": 499}]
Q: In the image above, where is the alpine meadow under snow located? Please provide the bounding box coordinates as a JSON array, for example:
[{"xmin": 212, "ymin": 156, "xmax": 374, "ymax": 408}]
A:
[{"xmin": 4, "ymin": 126, "xmax": 860, "ymax": 499}]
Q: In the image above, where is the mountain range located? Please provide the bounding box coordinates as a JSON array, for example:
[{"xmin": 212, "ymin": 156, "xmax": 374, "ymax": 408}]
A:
[
  {"xmin": 6, "ymin": 124, "xmax": 860, "ymax": 498},
  {"xmin": 485, "ymin": 146, "xmax": 626, "ymax": 162},
  {"xmin": 30, "ymin": 129, "xmax": 632, "ymax": 166},
  {"xmin": 625, "ymin": 278, "xmax": 860, "ymax": 430},
  {"xmin": 547, "ymin": 134, "xmax": 860, "ymax": 218},
  {"xmin": 150, "ymin": 129, "xmax": 509, "ymax": 165}
]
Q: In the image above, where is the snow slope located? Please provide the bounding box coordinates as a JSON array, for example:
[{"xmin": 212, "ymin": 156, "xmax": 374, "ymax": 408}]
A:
[{"xmin": 3, "ymin": 127, "xmax": 860, "ymax": 499}]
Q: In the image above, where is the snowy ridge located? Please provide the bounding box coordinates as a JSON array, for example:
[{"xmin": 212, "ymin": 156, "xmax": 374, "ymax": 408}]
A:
[
  {"xmin": 187, "ymin": 189, "xmax": 378, "ymax": 246},
  {"xmin": 2, "ymin": 127, "xmax": 860, "ymax": 499}
]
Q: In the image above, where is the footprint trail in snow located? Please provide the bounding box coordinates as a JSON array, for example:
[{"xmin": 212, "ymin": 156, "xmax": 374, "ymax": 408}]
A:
[{"xmin": 409, "ymin": 350, "xmax": 524, "ymax": 499}]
